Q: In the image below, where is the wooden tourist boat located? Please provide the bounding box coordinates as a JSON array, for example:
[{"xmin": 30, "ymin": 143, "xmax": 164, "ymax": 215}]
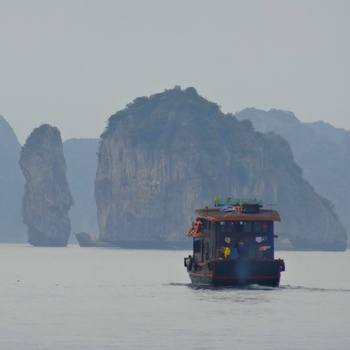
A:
[{"xmin": 184, "ymin": 197, "xmax": 285, "ymax": 287}]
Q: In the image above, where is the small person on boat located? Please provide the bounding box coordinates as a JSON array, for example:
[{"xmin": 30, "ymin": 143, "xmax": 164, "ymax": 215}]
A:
[
  {"xmin": 224, "ymin": 246, "xmax": 231, "ymax": 259},
  {"xmin": 187, "ymin": 217, "xmax": 203, "ymax": 236},
  {"xmin": 225, "ymin": 239, "xmax": 244, "ymax": 259},
  {"xmin": 235, "ymin": 202, "xmax": 241, "ymax": 213}
]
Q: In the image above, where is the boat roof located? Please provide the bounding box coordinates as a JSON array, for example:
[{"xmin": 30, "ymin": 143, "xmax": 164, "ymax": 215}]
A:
[{"xmin": 195, "ymin": 207, "xmax": 281, "ymax": 222}]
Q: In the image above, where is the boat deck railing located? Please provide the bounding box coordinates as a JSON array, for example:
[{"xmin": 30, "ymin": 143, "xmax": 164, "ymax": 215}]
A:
[{"xmin": 215, "ymin": 197, "xmax": 263, "ymax": 206}]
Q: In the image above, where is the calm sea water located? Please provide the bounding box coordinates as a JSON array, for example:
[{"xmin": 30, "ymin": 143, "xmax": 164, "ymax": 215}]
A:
[{"xmin": 0, "ymin": 244, "xmax": 349, "ymax": 350}]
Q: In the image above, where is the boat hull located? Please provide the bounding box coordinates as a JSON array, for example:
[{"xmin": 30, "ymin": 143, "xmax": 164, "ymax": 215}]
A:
[{"xmin": 188, "ymin": 259, "xmax": 285, "ymax": 287}]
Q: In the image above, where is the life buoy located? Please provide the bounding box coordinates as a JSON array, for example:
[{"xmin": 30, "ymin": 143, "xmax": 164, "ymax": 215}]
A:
[{"xmin": 185, "ymin": 257, "xmax": 193, "ymax": 271}]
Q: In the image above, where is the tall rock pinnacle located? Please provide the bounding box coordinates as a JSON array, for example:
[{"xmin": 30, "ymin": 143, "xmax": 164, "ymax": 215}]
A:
[{"xmin": 19, "ymin": 124, "xmax": 73, "ymax": 246}]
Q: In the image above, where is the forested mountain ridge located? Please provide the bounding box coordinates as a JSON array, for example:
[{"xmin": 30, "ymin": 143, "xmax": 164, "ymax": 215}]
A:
[{"xmin": 95, "ymin": 87, "xmax": 347, "ymax": 250}]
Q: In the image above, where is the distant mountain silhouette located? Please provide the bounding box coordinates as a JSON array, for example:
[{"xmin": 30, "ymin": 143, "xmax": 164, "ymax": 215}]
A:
[
  {"xmin": 305, "ymin": 120, "xmax": 347, "ymax": 145},
  {"xmin": 236, "ymin": 108, "xmax": 350, "ymax": 247},
  {"xmin": 63, "ymin": 138, "xmax": 99, "ymax": 238},
  {"xmin": 0, "ymin": 116, "xmax": 26, "ymax": 242}
]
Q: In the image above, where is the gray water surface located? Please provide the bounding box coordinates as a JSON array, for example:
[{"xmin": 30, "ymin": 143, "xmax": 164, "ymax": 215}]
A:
[{"xmin": 0, "ymin": 245, "xmax": 349, "ymax": 349}]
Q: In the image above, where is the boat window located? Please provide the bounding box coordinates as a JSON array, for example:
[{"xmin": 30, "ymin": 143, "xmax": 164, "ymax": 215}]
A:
[
  {"xmin": 261, "ymin": 222, "xmax": 269, "ymax": 233},
  {"xmin": 236, "ymin": 222, "xmax": 252, "ymax": 234},
  {"xmin": 237, "ymin": 221, "xmax": 244, "ymax": 233},
  {"xmin": 202, "ymin": 219, "xmax": 208, "ymax": 230},
  {"xmin": 244, "ymin": 222, "xmax": 252, "ymax": 233},
  {"xmin": 202, "ymin": 240, "xmax": 205, "ymax": 261},
  {"xmin": 194, "ymin": 240, "xmax": 201, "ymax": 253},
  {"xmin": 226, "ymin": 221, "xmax": 234, "ymax": 233},
  {"xmin": 219, "ymin": 221, "xmax": 226, "ymax": 233},
  {"xmin": 254, "ymin": 222, "xmax": 262, "ymax": 232},
  {"xmin": 254, "ymin": 221, "xmax": 270, "ymax": 234}
]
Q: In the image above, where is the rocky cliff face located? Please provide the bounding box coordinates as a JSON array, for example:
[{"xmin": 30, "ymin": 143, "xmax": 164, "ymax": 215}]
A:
[
  {"xmin": 236, "ymin": 108, "xmax": 350, "ymax": 248},
  {"xmin": 0, "ymin": 116, "xmax": 26, "ymax": 242},
  {"xmin": 95, "ymin": 87, "xmax": 347, "ymax": 250},
  {"xmin": 19, "ymin": 124, "xmax": 73, "ymax": 246}
]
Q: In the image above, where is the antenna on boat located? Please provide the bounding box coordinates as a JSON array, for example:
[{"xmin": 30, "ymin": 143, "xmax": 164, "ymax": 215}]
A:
[{"xmin": 266, "ymin": 202, "xmax": 277, "ymax": 210}]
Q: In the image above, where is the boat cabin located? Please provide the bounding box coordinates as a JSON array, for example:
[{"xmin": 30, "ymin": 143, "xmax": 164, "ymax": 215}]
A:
[
  {"xmin": 185, "ymin": 198, "xmax": 284, "ymax": 287},
  {"xmin": 189, "ymin": 198, "xmax": 280, "ymax": 264}
]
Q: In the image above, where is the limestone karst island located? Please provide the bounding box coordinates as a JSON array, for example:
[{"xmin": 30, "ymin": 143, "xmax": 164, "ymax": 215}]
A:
[{"xmin": 0, "ymin": 87, "xmax": 349, "ymax": 251}]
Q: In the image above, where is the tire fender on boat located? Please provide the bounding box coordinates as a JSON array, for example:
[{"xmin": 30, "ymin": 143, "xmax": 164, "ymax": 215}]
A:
[{"xmin": 185, "ymin": 256, "xmax": 193, "ymax": 271}]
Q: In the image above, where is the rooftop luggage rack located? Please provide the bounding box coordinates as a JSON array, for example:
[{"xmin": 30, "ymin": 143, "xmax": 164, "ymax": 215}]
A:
[{"xmin": 215, "ymin": 197, "xmax": 263, "ymax": 206}]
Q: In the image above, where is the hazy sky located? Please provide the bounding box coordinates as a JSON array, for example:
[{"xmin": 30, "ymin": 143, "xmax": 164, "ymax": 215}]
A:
[{"xmin": 1, "ymin": 0, "xmax": 349, "ymax": 144}]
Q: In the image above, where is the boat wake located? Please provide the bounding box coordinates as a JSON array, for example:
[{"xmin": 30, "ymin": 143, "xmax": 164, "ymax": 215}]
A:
[
  {"xmin": 167, "ymin": 283, "xmax": 350, "ymax": 293},
  {"xmin": 167, "ymin": 283, "xmax": 277, "ymax": 291},
  {"xmin": 188, "ymin": 284, "xmax": 278, "ymax": 291},
  {"xmin": 167, "ymin": 282, "xmax": 191, "ymax": 287},
  {"xmin": 279, "ymin": 285, "xmax": 350, "ymax": 293}
]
